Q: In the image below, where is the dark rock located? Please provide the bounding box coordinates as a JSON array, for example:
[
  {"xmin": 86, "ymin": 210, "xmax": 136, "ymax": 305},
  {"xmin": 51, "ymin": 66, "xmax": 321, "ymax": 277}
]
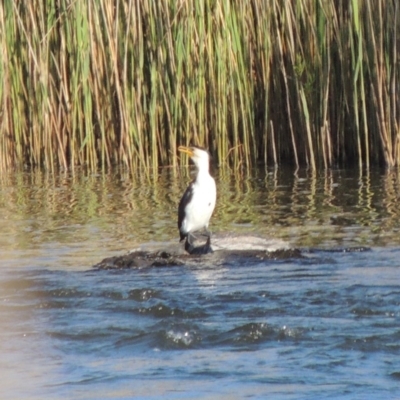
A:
[{"xmin": 92, "ymin": 246, "xmax": 303, "ymax": 270}]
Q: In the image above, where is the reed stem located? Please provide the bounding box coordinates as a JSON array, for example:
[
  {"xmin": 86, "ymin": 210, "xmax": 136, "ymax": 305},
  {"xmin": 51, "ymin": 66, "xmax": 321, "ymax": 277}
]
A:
[{"xmin": 0, "ymin": 0, "xmax": 399, "ymax": 171}]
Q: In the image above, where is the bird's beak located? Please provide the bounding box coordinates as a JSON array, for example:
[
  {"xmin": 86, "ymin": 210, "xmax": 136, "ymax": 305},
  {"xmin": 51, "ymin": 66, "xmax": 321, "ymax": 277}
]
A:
[{"xmin": 178, "ymin": 146, "xmax": 194, "ymax": 157}]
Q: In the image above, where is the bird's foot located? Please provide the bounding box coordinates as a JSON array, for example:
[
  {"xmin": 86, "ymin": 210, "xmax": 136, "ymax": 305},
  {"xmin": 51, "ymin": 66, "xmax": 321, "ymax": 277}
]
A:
[{"xmin": 184, "ymin": 236, "xmax": 213, "ymax": 255}]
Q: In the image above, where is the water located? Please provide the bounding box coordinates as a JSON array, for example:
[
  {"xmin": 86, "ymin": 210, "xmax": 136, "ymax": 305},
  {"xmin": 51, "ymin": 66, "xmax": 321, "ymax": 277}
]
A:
[{"xmin": 1, "ymin": 168, "xmax": 400, "ymax": 399}]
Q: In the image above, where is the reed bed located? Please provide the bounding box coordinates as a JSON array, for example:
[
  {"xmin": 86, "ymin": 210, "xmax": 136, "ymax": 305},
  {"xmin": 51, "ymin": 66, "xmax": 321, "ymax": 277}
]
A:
[{"xmin": 0, "ymin": 0, "xmax": 399, "ymax": 171}]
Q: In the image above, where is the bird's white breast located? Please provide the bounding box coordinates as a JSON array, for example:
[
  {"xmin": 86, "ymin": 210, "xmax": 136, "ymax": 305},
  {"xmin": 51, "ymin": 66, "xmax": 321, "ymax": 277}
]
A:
[{"xmin": 181, "ymin": 174, "xmax": 216, "ymax": 234}]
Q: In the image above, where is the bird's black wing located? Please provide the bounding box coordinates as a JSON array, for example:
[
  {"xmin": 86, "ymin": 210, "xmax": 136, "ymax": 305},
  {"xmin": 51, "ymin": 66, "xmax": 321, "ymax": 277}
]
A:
[{"xmin": 178, "ymin": 182, "xmax": 194, "ymax": 240}]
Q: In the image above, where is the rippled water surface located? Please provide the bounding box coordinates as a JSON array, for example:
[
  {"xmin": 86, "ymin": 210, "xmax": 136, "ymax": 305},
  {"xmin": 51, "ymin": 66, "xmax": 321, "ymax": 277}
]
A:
[{"xmin": 1, "ymin": 168, "xmax": 400, "ymax": 399}]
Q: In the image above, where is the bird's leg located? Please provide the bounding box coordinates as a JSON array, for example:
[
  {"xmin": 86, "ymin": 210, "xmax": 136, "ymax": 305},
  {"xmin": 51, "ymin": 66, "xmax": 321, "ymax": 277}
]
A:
[
  {"xmin": 205, "ymin": 229, "xmax": 212, "ymax": 241},
  {"xmin": 190, "ymin": 232, "xmax": 200, "ymax": 242},
  {"xmin": 200, "ymin": 228, "xmax": 211, "ymax": 240},
  {"xmin": 188, "ymin": 232, "xmax": 196, "ymax": 245},
  {"xmin": 184, "ymin": 233, "xmax": 195, "ymax": 254},
  {"xmin": 203, "ymin": 229, "xmax": 212, "ymax": 253},
  {"xmin": 184, "ymin": 231, "xmax": 213, "ymax": 255},
  {"xmin": 184, "ymin": 239, "xmax": 194, "ymax": 254}
]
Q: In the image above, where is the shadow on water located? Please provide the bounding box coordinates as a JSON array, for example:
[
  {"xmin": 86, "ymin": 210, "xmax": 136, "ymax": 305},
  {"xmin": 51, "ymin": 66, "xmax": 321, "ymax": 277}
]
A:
[{"xmin": 1, "ymin": 167, "xmax": 400, "ymax": 399}]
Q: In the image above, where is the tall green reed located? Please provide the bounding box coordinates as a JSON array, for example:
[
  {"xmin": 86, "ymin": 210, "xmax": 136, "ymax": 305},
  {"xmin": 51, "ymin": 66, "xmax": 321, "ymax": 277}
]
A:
[{"xmin": 0, "ymin": 0, "xmax": 399, "ymax": 171}]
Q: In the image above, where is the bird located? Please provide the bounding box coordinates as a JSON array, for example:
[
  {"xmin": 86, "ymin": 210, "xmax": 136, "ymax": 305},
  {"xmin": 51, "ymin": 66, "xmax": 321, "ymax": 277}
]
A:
[{"xmin": 178, "ymin": 146, "xmax": 216, "ymax": 254}]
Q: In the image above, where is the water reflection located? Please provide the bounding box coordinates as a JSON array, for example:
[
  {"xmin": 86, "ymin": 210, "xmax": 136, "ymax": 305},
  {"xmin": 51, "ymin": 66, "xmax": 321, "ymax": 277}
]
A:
[{"xmin": 1, "ymin": 167, "xmax": 400, "ymax": 270}]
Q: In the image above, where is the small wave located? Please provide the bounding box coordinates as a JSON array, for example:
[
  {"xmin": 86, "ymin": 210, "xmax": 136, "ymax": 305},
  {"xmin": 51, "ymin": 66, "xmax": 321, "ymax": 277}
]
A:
[
  {"xmin": 208, "ymin": 322, "xmax": 304, "ymax": 347},
  {"xmin": 99, "ymin": 288, "xmax": 161, "ymax": 301},
  {"xmin": 134, "ymin": 302, "xmax": 206, "ymax": 319},
  {"xmin": 164, "ymin": 329, "xmax": 200, "ymax": 348}
]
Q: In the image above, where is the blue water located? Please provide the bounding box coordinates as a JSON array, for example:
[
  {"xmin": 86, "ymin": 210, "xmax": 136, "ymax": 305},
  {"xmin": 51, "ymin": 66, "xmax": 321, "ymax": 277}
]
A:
[
  {"xmin": 1, "ymin": 168, "xmax": 400, "ymax": 399},
  {"xmin": 1, "ymin": 248, "xmax": 400, "ymax": 399}
]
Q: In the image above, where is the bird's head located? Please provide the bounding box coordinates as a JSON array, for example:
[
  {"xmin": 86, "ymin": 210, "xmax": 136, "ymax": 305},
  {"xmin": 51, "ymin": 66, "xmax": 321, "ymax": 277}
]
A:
[{"xmin": 178, "ymin": 146, "xmax": 211, "ymax": 172}]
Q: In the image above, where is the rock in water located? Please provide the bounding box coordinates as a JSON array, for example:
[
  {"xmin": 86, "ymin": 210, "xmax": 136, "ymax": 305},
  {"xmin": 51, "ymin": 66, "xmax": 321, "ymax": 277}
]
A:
[{"xmin": 92, "ymin": 234, "xmax": 301, "ymax": 270}]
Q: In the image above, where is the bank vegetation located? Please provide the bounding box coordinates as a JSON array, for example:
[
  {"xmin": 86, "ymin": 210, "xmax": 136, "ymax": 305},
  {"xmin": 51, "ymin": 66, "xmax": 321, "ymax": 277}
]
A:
[{"xmin": 0, "ymin": 1, "xmax": 399, "ymax": 171}]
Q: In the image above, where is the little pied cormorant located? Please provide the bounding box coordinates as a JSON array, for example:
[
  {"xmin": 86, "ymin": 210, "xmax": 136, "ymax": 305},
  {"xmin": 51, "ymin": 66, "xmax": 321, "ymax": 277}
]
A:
[{"xmin": 178, "ymin": 146, "xmax": 216, "ymax": 254}]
